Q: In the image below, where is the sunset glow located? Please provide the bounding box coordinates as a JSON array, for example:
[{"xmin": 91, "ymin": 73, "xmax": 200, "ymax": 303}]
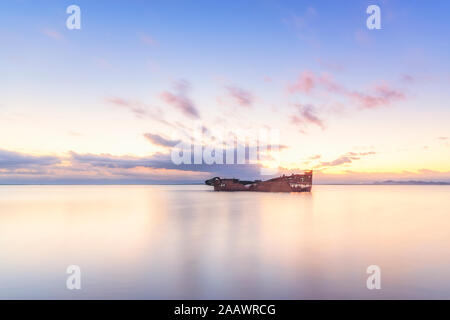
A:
[{"xmin": 1, "ymin": 0, "xmax": 449, "ymax": 184}]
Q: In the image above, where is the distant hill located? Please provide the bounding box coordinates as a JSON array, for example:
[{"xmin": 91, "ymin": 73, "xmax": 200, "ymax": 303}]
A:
[{"xmin": 374, "ymin": 180, "xmax": 450, "ymax": 185}]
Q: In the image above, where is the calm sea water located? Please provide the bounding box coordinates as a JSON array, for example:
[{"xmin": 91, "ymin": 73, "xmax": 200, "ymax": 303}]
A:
[{"xmin": 0, "ymin": 185, "xmax": 449, "ymax": 299}]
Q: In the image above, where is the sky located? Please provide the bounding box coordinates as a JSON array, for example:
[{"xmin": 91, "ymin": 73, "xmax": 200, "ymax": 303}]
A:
[{"xmin": 1, "ymin": 0, "xmax": 449, "ymax": 184}]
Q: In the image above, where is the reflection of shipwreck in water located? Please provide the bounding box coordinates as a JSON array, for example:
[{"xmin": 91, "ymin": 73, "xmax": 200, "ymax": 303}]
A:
[{"xmin": 205, "ymin": 171, "xmax": 313, "ymax": 192}]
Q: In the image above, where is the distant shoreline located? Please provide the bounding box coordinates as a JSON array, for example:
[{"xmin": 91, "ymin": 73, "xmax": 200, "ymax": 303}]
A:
[{"xmin": 373, "ymin": 180, "xmax": 450, "ymax": 185}]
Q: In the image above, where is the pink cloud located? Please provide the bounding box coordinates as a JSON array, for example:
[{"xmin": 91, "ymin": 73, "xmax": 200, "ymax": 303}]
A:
[
  {"xmin": 308, "ymin": 70, "xmax": 407, "ymax": 109},
  {"xmin": 349, "ymin": 84, "xmax": 405, "ymax": 109},
  {"xmin": 401, "ymin": 74, "xmax": 415, "ymax": 83},
  {"xmin": 105, "ymin": 97, "xmax": 174, "ymax": 128},
  {"xmin": 290, "ymin": 104, "xmax": 325, "ymax": 130},
  {"xmin": 355, "ymin": 29, "xmax": 372, "ymax": 46},
  {"xmin": 41, "ymin": 28, "xmax": 63, "ymax": 40},
  {"xmin": 144, "ymin": 133, "xmax": 181, "ymax": 148},
  {"xmin": 94, "ymin": 58, "xmax": 112, "ymax": 70},
  {"xmin": 318, "ymin": 74, "xmax": 405, "ymax": 109},
  {"xmin": 290, "ymin": 115, "xmax": 302, "ymax": 124},
  {"xmin": 139, "ymin": 33, "xmax": 157, "ymax": 46},
  {"xmin": 160, "ymin": 92, "xmax": 199, "ymax": 119},
  {"xmin": 316, "ymin": 151, "xmax": 376, "ymax": 168},
  {"xmin": 319, "ymin": 156, "xmax": 353, "ymax": 167},
  {"xmin": 318, "ymin": 72, "xmax": 345, "ymax": 93},
  {"xmin": 288, "ymin": 71, "xmax": 345, "ymax": 95},
  {"xmin": 105, "ymin": 97, "xmax": 148, "ymax": 118},
  {"xmin": 160, "ymin": 80, "xmax": 200, "ymax": 119},
  {"xmin": 375, "ymin": 84, "xmax": 405, "ymax": 100},
  {"xmin": 227, "ymin": 86, "xmax": 253, "ymax": 107},
  {"xmin": 288, "ymin": 71, "xmax": 315, "ymax": 94},
  {"xmin": 347, "ymin": 92, "xmax": 387, "ymax": 109}
]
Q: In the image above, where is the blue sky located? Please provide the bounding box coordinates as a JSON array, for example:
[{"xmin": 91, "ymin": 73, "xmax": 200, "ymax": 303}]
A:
[{"xmin": 1, "ymin": 0, "xmax": 450, "ymax": 183}]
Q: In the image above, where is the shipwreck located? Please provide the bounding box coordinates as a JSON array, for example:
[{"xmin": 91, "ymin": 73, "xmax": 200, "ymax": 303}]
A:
[{"xmin": 205, "ymin": 170, "xmax": 312, "ymax": 192}]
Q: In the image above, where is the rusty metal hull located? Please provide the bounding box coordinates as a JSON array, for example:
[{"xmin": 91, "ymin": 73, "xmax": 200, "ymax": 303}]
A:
[{"xmin": 205, "ymin": 171, "xmax": 312, "ymax": 192}]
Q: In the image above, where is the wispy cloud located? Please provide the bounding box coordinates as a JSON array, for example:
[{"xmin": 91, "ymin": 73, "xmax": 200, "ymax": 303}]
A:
[
  {"xmin": 67, "ymin": 131, "xmax": 82, "ymax": 137},
  {"xmin": 144, "ymin": 133, "xmax": 181, "ymax": 148},
  {"xmin": 283, "ymin": 6, "xmax": 319, "ymax": 46},
  {"xmin": 349, "ymin": 84, "xmax": 405, "ymax": 109},
  {"xmin": 318, "ymin": 72, "xmax": 345, "ymax": 94},
  {"xmin": 355, "ymin": 29, "xmax": 372, "ymax": 46},
  {"xmin": 290, "ymin": 104, "xmax": 325, "ymax": 130},
  {"xmin": 288, "ymin": 70, "xmax": 406, "ymax": 110},
  {"xmin": 288, "ymin": 71, "xmax": 315, "ymax": 94},
  {"xmin": 70, "ymin": 152, "xmax": 165, "ymax": 169},
  {"xmin": 316, "ymin": 151, "xmax": 376, "ymax": 168},
  {"xmin": 0, "ymin": 149, "xmax": 60, "ymax": 169},
  {"xmin": 227, "ymin": 86, "xmax": 253, "ymax": 107},
  {"xmin": 94, "ymin": 58, "xmax": 113, "ymax": 70},
  {"xmin": 105, "ymin": 97, "xmax": 174, "ymax": 128},
  {"xmin": 319, "ymin": 156, "xmax": 353, "ymax": 167},
  {"xmin": 401, "ymin": 74, "xmax": 415, "ymax": 84},
  {"xmin": 139, "ymin": 33, "xmax": 157, "ymax": 46},
  {"xmin": 41, "ymin": 28, "xmax": 63, "ymax": 40},
  {"xmin": 105, "ymin": 96, "xmax": 180, "ymax": 130},
  {"xmin": 437, "ymin": 136, "xmax": 450, "ymax": 147},
  {"xmin": 160, "ymin": 80, "xmax": 200, "ymax": 119},
  {"xmin": 69, "ymin": 151, "xmax": 263, "ymax": 180},
  {"xmin": 105, "ymin": 97, "xmax": 150, "ymax": 118}
]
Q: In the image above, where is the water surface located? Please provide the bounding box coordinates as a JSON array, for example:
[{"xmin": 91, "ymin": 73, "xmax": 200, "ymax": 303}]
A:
[{"xmin": 0, "ymin": 185, "xmax": 449, "ymax": 299}]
